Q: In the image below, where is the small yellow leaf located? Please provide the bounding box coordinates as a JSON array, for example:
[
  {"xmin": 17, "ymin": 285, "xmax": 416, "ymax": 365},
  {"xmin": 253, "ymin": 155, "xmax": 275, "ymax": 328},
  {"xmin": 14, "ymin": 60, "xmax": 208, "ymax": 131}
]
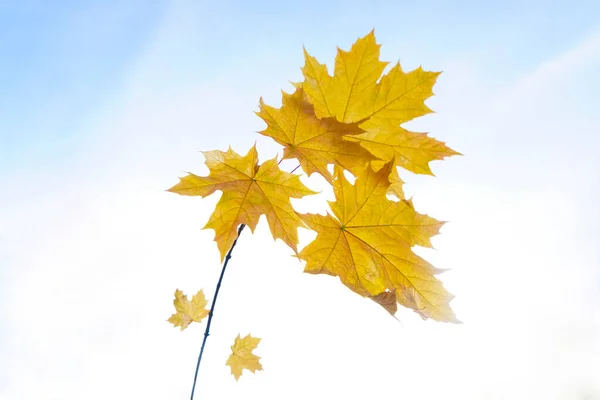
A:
[
  {"xmin": 226, "ymin": 334, "xmax": 263, "ymax": 380},
  {"xmin": 168, "ymin": 289, "xmax": 210, "ymax": 331}
]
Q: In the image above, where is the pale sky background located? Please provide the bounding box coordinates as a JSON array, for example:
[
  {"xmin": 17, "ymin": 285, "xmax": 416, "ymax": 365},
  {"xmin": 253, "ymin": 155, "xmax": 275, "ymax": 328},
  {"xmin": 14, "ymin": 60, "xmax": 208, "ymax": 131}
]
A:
[{"xmin": 1, "ymin": 0, "xmax": 599, "ymax": 399}]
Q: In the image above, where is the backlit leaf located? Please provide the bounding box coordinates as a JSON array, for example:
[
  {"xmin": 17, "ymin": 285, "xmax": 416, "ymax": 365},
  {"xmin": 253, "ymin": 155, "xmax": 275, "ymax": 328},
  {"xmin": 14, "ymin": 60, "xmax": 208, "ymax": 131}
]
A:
[
  {"xmin": 226, "ymin": 334, "xmax": 263, "ymax": 380},
  {"xmin": 302, "ymin": 30, "xmax": 436, "ymax": 126},
  {"xmin": 301, "ymin": 31, "xmax": 460, "ymax": 175},
  {"xmin": 168, "ymin": 289, "xmax": 210, "ymax": 331},
  {"xmin": 168, "ymin": 145, "xmax": 317, "ymax": 260},
  {"xmin": 298, "ymin": 163, "xmax": 458, "ymax": 323}
]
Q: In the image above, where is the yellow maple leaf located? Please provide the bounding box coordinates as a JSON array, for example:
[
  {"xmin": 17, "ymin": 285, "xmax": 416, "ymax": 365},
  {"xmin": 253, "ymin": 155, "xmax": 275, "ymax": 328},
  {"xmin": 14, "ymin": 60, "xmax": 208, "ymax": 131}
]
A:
[
  {"xmin": 257, "ymin": 88, "xmax": 375, "ymax": 182},
  {"xmin": 168, "ymin": 289, "xmax": 210, "ymax": 331},
  {"xmin": 298, "ymin": 163, "xmax": 458, "ymax": 323},
  {"xmin": 168, "ymin": 145, "xmax": 317, "ymax": 261},
  {"xmin": 301, "ymin": 31, "xmax": 460, "ymax": 176},
  {"xmin": 226, "ymin": 334, "xmax": 263, "ymax": 380},
  {"xmin": 302, "ymin": 30, "xmax": 437, "ymax": 126}
]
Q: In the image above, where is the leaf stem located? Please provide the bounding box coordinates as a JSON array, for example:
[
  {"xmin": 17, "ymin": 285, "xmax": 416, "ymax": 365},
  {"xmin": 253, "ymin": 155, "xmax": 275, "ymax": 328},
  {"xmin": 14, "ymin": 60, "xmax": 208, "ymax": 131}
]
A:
[{"xmin": 190, "ymin": 223, "xmax": 246, "ymax": 400}]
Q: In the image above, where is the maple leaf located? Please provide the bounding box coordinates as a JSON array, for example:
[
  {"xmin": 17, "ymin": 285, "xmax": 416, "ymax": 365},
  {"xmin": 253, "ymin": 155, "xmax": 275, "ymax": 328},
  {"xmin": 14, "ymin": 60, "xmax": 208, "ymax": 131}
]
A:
[
  {"xmin": 257, "ymin": 88, "xmax": 375, "ymax": 182},
  {"xmin": 226, "ymin": 334, "xmax": 263, "ymax": 380},
  {"xmin": 298, "ymin": 163, "xmax": 458, "ymax": 323},
  {"xmin": 302, "ymin": 30, "xmax": 437, "ymax": 127},
  {"xmin": 168, "ymin": 289, "xmax": 210, "ymax": 331},
  {"xmin": 301, "ymin": 31, "xmax": 460, "ymax": 176},
  {"xmin": 168, "ymin": 145, "xmax": 316, "ymax": 261}
]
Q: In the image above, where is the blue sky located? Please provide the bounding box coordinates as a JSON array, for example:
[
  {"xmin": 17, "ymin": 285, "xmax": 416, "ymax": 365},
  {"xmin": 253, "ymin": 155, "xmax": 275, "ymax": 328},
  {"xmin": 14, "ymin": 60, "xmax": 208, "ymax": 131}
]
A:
[
  {"xmin": 1, "ymin": 0, "xmax": 598, "ymax": 163},
  {"xmin": 2, "ymin": 0, "xmax": 598, "ymax": 167},
  {"xmin": 1, "ymin": 1, "xmax": 599, "ymax": 399}
]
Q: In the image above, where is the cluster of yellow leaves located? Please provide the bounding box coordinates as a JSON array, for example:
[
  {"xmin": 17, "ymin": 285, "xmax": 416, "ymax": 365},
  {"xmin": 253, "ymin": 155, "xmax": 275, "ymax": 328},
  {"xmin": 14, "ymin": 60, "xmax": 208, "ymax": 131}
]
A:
[
  {"xmin": 256, "ymin": 30, "xmax": 460, "ymax": 323},
  {"xmin": 167, "ymin": 30, "xmax": 461, "ymax": 380}
]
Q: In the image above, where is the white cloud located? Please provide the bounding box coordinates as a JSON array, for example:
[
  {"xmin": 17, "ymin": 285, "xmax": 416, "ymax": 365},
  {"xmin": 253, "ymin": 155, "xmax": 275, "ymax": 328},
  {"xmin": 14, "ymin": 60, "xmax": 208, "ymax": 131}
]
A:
[{"xmin": 1, "ymin": 4, "xmax": 598, "ymax": 398}]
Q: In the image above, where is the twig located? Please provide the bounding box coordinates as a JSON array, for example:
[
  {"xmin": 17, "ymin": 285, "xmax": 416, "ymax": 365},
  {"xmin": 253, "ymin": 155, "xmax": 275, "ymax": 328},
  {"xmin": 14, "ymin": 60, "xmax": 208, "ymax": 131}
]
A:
[{"xmin": 190, "ymin": 223, "xmax": 246, "ymax": 400}]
